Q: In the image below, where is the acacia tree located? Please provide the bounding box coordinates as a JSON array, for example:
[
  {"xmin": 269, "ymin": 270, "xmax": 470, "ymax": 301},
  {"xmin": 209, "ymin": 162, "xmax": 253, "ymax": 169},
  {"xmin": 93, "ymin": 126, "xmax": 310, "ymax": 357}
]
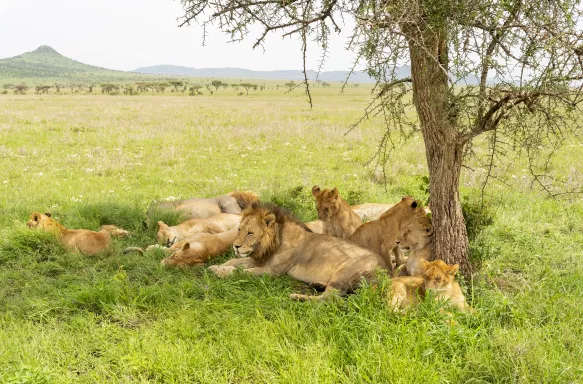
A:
[{"xmin": 178, "ymin": 0, "xmax": 583, "ymax": 275}]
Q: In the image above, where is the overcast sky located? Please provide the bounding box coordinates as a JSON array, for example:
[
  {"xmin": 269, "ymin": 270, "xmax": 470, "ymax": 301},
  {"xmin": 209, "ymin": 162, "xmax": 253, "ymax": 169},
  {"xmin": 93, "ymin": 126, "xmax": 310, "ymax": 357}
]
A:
[{"xmin": 0, "ymin": 0, "xmax": 359, "ymax": 72}]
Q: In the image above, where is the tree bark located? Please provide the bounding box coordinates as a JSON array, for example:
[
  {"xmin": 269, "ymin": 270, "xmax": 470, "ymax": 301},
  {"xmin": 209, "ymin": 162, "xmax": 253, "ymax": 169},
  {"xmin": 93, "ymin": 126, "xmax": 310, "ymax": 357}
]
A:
[{"xmin": 403, "ymin": 13, "xmax": 472, "ymax": 276}]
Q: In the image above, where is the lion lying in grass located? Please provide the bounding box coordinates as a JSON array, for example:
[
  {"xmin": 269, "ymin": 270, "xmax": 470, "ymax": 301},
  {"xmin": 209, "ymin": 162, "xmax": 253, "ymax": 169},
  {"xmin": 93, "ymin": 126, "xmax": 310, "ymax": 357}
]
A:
[
  {"xmin": 349, "ymin": 197, "xmax": 427, "ymax": 274},
  {"xmin": 147, "ymin": 191, "xmax": 259, "ymax": 220},
  {"xmin": 311, "ymin": 185, "xmax": 362, "ymax": 239},
  {"xmin": 396, "ymin": 216, "xmax": 434, "ymax": 276},
  {"xmin": 350, "ymin": 203, "xmax": 395, "ymax": 221},
  {"xmin": 160, "ymin": 228, "xmax": 238, "ymax": 267},
  {"xmin": 27, "ymin": 212, "xmax": 129, "ymax": 256},
  {"xmin": 157, "ymin": 213, "xmax": 241, "ymax": 246},
  {"xmin": 390, "ymin": 259, "xmax": 471, "ymax": 312},
  {"xmin": 209, "ymin": 202, "xmax": 388, "ymax": 301}
]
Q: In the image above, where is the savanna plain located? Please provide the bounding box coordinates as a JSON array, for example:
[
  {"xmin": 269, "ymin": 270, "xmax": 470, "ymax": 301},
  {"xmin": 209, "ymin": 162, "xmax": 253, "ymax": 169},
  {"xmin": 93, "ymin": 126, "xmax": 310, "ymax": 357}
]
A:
[{"xmin": 1, "ymin": 86, "xmax": 583, "ymax": 383}]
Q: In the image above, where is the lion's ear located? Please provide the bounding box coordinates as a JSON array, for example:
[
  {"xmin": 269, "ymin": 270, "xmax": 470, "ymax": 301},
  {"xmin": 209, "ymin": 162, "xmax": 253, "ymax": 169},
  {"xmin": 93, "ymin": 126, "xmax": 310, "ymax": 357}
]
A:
[
  {"xmin": 181, "ymin": 242, "xmax": 190, "ymax": 251},
  {"xmin": 448, "ymin": 264, "xmax": 459, "ymax": 276},
  {"xmin": 425, "ymin": 224, "xmax": 434, "ymax": 236},
  {"xmin": 330, "ymin": 187, "xmax": 339, "ymax": 199},
  {"xmin": 157, "ymin": 221, "xmax": 167, "ymax": 228},
  {"xmin": 411, "ymin": 201, "xmax": 418, "ymax": 208},
  {"xmin": 311, "ymin": 185, "xmax": 321, "ymax": 197},
  {"xmin": 264, "ymin": 213, "xmax": 276, "ymax": 228},
  {"xmin": 44, "ymin": 212, "xmax": 51, "ymax": 217}
]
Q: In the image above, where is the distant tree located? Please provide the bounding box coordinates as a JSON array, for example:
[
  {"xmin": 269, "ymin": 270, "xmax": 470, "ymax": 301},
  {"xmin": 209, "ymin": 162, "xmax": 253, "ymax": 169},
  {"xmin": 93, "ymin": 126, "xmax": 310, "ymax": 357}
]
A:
[
  {"xmin": 100, "ymin": 83, "xmax": 119, "ymax": 94},
  {"xmin": 124, "ymin": 85, "xmax": 136, "ymax": 95},
  {"xmin": 239, "ymin": 83, "xmax": 256, "ymax": 95},
  {"xmin": 168, "ymin": 80, "xmax": 184, "ymax": 91},
  {"xmin": 88, "ymin": 84, "xmax": 95, "ymax": 93},
  {"xmin": 353, "ymin": 84, "xmax": 360, "ymax": 87},
  {"xmin": 157, "ymin": 82, "xmax": 169, "ymax": 93},
  {"xmin": 3, "ymin": 84, "xmax": 14, "ymax": 90},
  {"xmin": 220, "ymin": 82, "xmax": 229, "ymax": 90},
  {"xmin": 211, "ymin": 80, "xmax": 223, "ymax": 91},
  {"xmin": 321, "ymin": 82, "xmax": 331, "ymax": 87},
  {"xmin": 230, "ymin": 84, "xmax": 239, "ymax": 91},
  {"xmin": 284, "ymin": 81, "xmax": 295, "ymax": 91},
  {"xmin": 35, "ymin": 85, "xmax": 51, "ymax": 94},
  {"xmin": 14, "ymin": 84, "xmax": 28, "ymax": 94},
  {"xmin": 54, "ymin": 84, "xmax": 62, "ymax": 93}
]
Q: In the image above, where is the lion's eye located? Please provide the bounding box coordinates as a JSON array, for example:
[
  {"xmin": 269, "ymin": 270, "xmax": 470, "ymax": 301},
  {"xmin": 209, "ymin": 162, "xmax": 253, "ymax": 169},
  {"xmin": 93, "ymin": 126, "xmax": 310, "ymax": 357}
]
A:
[{"xmin": 247, "ymin": 231, "xmax": 253, "ymax": 236}]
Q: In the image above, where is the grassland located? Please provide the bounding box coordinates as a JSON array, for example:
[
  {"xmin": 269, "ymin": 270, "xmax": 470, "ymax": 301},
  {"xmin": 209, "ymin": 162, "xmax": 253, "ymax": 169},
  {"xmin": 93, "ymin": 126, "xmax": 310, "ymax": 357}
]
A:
[{"xmin": 0, "ymin": 86, "xmax": 582, "ymax": 383}]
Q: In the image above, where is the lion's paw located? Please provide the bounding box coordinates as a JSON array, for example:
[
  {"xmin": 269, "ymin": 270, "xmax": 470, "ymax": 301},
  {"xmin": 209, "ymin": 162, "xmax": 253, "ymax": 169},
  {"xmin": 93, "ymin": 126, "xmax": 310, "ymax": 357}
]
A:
[{"xmin": 209, "ymin": 265, "xmax": 235, "ymax": 277}]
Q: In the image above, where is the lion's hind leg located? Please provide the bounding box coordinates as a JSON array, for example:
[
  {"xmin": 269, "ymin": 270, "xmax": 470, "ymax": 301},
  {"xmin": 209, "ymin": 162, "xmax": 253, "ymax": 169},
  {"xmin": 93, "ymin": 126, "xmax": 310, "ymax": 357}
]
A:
[{"xmin": 290, "ymin": 286, "xmax": 341, "ymax": 302}]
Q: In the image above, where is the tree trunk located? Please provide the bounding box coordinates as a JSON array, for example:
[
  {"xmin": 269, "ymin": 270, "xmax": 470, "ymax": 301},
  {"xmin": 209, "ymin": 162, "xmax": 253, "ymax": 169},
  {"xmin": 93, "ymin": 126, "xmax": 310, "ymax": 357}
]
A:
[{"xmin": 404, "ymin": 15, "xmax": 472, "ymax": 277}]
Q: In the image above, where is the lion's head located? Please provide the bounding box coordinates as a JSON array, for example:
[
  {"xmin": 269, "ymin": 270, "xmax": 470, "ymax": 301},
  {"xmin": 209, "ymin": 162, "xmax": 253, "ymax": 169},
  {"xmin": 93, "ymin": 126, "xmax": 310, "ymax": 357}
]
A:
[
  {"xmin": 421, "ymin": 259, "xmax": 459, "ymax": 292},
  {"xmin": 157, "ymin": 221, "xmax": 177, "ymax": 246},
  {"xmin": 380, "ymin": 196, "xmax": 427, "ymax": 223},
  {"xmin": 27, "ymin": 212, "xmax": 54, "ymax": 229},
  {"xmin": 232, "ymin": 202, "xmax": 309, "ymax": 260},
  {"xmin": 397, "ymin": 216, "xmax": 434, "ymax": 251},
  {"xmin": 312, "ymin": 185, "xmax": 342, "ymax": 221}
]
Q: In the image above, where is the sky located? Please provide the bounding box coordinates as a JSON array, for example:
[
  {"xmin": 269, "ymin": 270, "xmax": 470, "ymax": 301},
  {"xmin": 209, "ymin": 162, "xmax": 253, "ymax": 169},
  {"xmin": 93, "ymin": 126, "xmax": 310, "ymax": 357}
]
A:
[{"xmin": 0, "ymin": 0, "xmax": 359, "ymax": 72}]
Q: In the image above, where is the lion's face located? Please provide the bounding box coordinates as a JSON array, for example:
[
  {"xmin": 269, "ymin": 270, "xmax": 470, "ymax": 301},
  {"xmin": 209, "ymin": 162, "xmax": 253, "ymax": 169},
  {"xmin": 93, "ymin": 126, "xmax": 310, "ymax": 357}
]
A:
[
  {"xmin": 312, "ymin": 186, "xmax": 340, "ymax": 221},
  {"xmin": 422, "ymin": 260, "xmax": 458, "ymax": 292},
  {"xmin": 397, "ymin": 217, "xmax": 433, "ymax": 251},
  {"xmin": 232, "ymin": 212, "xmax": 277, "ymax": 259},
  {"xmin": 157, "ymin": 221, "xmax": 177, "ymax": 246},
  {"xmin": 27, "ymin": 212, "xmax": 52, "ymax": 229}
]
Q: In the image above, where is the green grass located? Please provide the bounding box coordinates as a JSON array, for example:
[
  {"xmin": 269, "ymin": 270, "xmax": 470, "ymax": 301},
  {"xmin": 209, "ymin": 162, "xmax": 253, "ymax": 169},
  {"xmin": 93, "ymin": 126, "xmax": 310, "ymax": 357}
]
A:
[{"xmin": 0, "ymin": 91, "xmax": 582, "ymax": 383}]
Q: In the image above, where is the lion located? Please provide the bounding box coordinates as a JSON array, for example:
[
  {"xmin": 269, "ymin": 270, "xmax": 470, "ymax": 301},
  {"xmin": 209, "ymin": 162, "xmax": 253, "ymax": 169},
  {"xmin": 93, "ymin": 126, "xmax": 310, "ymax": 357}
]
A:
[
  {"xmin": 349, "ymin": 197, "xmax": 427, "ymax": 274},
  {"xmin": 157, "ymin": 213, "xmax": 241, "ymax": 246},
  {"xmin": 350, "ymin": 203, "xmax": 395, "ymax": 221},
  {"xmin": 390, "ymin": 259, "xmax": 471, "ymax": 312},
  {"xmin": 311, "ymin": 186, "xmax": 362, "ymax": 239},
  {"xmin": 160, "ymin": 228, "xmax": 238, "ymax": 267},
  {"xmin": 208, "ymin": 202, "xmax": 389, "ymax": 301},
  {"xmin": 305, "ymin": 220, "xmax": 324, "ymax": 234},
  {"xmin": 396, "ymin": 216, "xmax": 434, "ymax": 276},
  {"xmin": 27, "ymin": 212, "xmax": 129, "ymax": 256},
  {"xmin": 147, "ymin": 191, "xmax": 259, "ymax": 220}
]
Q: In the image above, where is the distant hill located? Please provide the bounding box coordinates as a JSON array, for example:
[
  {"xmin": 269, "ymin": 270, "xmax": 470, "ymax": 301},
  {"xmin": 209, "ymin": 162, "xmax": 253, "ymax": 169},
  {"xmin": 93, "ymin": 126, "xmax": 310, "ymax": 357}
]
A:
[
  {"xmin": 0, "ymin": 46, "xmax": 119, "ymax": 79},
  {"xmin": 132, "ymin": 65, "xmax": 409, "ymax": 83}
]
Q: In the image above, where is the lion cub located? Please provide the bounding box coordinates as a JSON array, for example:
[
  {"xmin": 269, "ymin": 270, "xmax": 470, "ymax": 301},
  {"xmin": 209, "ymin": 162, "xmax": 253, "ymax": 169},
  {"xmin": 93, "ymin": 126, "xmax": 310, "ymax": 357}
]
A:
[
  {"xmin": 390, "ymin": 259, "xmax": 471, "ymax": 312},
  {"xmin": 157, "ymin": 213, "xmax": 241, "ymax": 246},
  {"xmin": 27, "ymin": 212, "xmax": 129, "ymax": 256},
  {"xmin": 161, "ymin": 228, "xmax": 238, "ymax": 267},
  {"xmin": 311, "ymin": 185, "xmax": 362, "ymax": 239},
  {"xmin": 396, "ymin": 216, "xmax": 434, "ymax": 276}
]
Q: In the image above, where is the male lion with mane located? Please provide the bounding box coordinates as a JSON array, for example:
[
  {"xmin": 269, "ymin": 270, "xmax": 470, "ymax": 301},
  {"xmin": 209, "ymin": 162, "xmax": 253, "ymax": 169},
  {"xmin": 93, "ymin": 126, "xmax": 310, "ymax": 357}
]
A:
[{"xmin": 209, "ymin": 202, "xmax": 388, "ymax": 301}]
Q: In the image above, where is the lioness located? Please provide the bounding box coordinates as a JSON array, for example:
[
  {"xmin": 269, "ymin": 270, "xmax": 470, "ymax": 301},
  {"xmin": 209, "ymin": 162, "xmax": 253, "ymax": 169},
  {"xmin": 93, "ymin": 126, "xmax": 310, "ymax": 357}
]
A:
[
  {"xmin": 349, "ymin": 197, "xmax": 427, "ymax": 274},
  {"xmin": 147, "ymin": 191, "xmax": 259, "ymax": 220},
  {"xmin": 27, "ymin": 212, "xmax": 129, "ymax": 256},
  {"xmin": 312, "ymin": 186, "xmax": 362, "ymax": 239},
  {"xmin": 390, "ymin": 259, "xmax": 471, "ymax": 312},
  {"xmin": 161, "ymin": 228, "xmax": 238, "ymax": 267},
  {"xmin": 209, "ymin": 202, "xmax": 388, "ymax": 301},
  {"xmin": 350, "ymin": 203, "xmax": 395, "ymax": 221},
  {"xmin": 157, "ymin": 213, "xmax": 241, "ymax": 246},
  {"xmin": 396, "ymin": 216, "xmax": 434, "ymax": 276}
]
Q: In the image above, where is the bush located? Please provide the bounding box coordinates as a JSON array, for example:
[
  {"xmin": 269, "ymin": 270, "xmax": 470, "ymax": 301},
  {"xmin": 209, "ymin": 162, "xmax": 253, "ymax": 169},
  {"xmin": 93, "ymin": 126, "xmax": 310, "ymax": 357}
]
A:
[{"xmin": 462, "ymin": 197, "xmax": 495, "ymax": 242}]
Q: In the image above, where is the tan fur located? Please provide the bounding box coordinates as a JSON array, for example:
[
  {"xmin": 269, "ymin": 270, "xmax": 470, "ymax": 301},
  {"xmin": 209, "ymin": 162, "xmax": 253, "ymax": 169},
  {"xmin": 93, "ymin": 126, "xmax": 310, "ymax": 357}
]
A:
[
  {"xmin": 350, "ymin": 203, "xmax": 395, "ymax": 221},
  {"xmin": 147, "ymin": 191, "xmax": 259, "ymax": 220},
  {"xmin": 27, "ymin": 212, "xmax": 129, "ymax": 256},
  {"xmin": 349, "ymin": 197, "xmax": 427, "ymax": 274},
  {"xmin": 396, "ymin": 217, "xmax": 434, "ymax": 276},
  {"xmin": 305, "ymin": 220, "xmax": 324, "ymax": 234},
  {"xmin": 311, "ymin": 186, "xmax": 362, "ymax": 239},
  {"xmin": 157, "ymin": 213, "xmax": 241, "ymax": 246},
  {"xmin": 209, "ymin": 202, "xmax": 388, "ymax": 301},
  {"xmin": 390, "ymin": 259, "xmax": 471, "ymax": 312},
  {"xmin": 161, "ymin": 228, "xmax": 238, "ymax": 267}
]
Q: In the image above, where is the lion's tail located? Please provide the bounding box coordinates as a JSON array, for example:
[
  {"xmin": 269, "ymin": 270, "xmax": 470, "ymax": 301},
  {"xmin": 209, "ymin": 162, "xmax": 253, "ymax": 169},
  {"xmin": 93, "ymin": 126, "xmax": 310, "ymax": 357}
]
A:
[
  {"xmin": 228, "ymin": 191, "xmax": 260, "ymax": 209},
  {"xmin": 123, "ymin": 247, "xmax": 145, "ymax": 255}
]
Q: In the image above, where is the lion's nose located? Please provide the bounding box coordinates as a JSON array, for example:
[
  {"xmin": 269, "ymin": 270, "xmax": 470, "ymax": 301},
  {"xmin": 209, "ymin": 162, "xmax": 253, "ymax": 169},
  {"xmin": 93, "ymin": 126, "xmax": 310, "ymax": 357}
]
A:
[
  {"xmin": 396, "ymin": 240, "xmax": 400, "ymax": 244},
  {"xmin": 233, "ymin": 244, "xmax": 241, "ymax": 250}
]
